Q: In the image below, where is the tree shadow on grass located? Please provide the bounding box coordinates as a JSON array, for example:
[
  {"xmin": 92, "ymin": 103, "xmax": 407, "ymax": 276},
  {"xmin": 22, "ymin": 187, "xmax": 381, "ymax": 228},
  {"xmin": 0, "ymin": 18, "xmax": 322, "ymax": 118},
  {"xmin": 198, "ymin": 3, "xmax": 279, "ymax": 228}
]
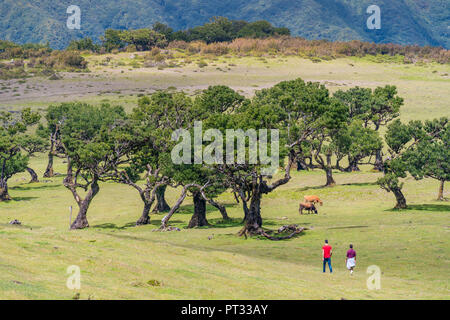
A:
[
  {"xmin": 92, "ymin": 222, "xmax": 136, "ymax": 230},
  {"xmin": 208, "ymin": 217, "xmax": 242, "ymax": 228},
  {"xmin": 296, "ymin": 185, "xmax": 329, "ymax": 192},
  {"xmin": 386, "ymin": 204, "xmax": 450, "ymax": 213},
  {"xmin": 9, "ymin": 196, "xmax": 38, "ymax": 202},
  {"xmin": 11, "ymin": 184, "xmax": 60, "ymax": 191},
  {"xmin": 146, "ymin": 219, "xmax": 183, "ymax": 226},
  {"xmin": 92, "ymin": 219, "xmax": 184, "ymax": 230},
  {"xmin": 296, "ymin": 182, "xmax": 378, "ymax": 193},
  {"xmin": 341, "ymin": 182, "xmax": 377, "ymax": 187}
]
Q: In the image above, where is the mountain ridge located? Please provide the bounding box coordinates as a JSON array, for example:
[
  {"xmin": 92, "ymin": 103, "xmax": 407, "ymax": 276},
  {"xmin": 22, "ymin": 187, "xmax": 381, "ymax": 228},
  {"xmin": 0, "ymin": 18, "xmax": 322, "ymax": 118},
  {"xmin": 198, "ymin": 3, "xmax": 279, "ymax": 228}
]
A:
[{"xmin": 0, "ymin": 0, "xmax": 448, "ymax": 49}]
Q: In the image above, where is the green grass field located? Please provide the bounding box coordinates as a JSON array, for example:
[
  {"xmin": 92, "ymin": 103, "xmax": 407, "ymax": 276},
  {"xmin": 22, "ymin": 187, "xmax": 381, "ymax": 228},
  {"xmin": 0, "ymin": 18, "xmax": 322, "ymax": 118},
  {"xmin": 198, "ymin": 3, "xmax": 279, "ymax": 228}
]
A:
[{"xmin": 0, "ymin": 55, "xmax": 449, "ymax": 299}]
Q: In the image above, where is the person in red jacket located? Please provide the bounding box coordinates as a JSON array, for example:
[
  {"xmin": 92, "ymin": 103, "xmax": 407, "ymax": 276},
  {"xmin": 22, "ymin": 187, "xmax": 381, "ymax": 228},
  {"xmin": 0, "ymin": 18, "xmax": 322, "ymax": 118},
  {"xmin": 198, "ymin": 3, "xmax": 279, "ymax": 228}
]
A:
[{"xmin": 322, "ymin": 239, "xmax": 333, "ymax": 273}]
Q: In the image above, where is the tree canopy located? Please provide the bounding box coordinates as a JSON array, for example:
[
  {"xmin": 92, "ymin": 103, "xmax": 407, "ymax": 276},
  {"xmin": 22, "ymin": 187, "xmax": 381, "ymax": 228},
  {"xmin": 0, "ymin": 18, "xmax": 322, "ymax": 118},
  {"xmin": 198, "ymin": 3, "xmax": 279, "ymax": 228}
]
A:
[
  {"xmin": 15, "ymin": 79, "xmax": 447, "ymax": 234},
  {"xmin": 59, "ymin": 103, "xmax": 129, "ymax": 229},
  {"xmin": 377, "ymin": 117, "xmax": 449, "ymax": 208},
  {"xmin": 0, "ymin": 108, "xmax": 40, "ymax": 201}
]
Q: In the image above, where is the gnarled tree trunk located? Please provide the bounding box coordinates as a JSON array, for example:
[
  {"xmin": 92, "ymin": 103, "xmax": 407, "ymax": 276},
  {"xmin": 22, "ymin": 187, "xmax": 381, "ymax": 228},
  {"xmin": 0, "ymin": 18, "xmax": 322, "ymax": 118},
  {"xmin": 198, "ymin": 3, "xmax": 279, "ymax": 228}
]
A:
[
  {"xmin": 335, "ymin": 158, "xmax": 343, "ymax": 172},
  {"xmin": 374, "ymin": 149, "xmax": 383, "ymax": 171},
  {"xmin": 214, "ymin": 202, "xmax": 229, "ymax": 220},
  {"xmin": 197, "ymin": 188, "xmax": 230, "ymax": 220},
  {"xmin": 188, "ymin": 191, "xmax": 208, "ymax": 228},
  {"xmin": 345, "ymin": 157, "xmax": 361, "ymax": 172},
  {"xmin": 239, "ymin": 192, "xmax": 263, "ymax": 236},
  {"xmin": 324, "ymin": 154, "xmax": 336, "ymax": 186},
  {"xmin": 136, "ymin": 187, "xmax": 157, "ymax": 226},
  {"xmin": 136, "ymin": 202, "xmax": 152, "ymax": 225},
  {"xmin": 160, "ymin": 184, "xmax": 195, "ymax": 229},
  {"xmin": 437, "ymin": 180, "xmax": 445, "ymax": 201},
  {"xmin": 241, "ymin": 197, "xmax": 249, "ymax": 223},
  {"xmin": 71, "ymin": 201, "xmax": 90, "ymax": 229},
  {"xmin": 64, "ymin": 158, "xmax": 100, "ymax": 230},
  {"xmin": 43, "ymin": 151, "xmax": 54, "ymax": 178},
  {"xmin": 325, "ymin": 169, "xmax": 336, "ymax": 187},
  {"xmin": 70, "ymin": 179, "xmax": 99, "ymax": 229},
  {"xmin": 26, "ymin": 167, "xmax": 39, "ymax": 183},
  {"xmin": 392, "ymin": 187, "xmax": 407, "ymax": 209},
  {"xmin": 296, "ymin": 159, "xmax": 308, "ymax": 171},
  {"xmin": 235, "ymin": 151, "xmax": 295, "ymax": 239},
  {"xmin": 0, "ymin": 178, "xmax": 11, "ymax": 201},
  {"xmin": 153, "ymin": 185, "xmax": 170, "ymax": 212}
]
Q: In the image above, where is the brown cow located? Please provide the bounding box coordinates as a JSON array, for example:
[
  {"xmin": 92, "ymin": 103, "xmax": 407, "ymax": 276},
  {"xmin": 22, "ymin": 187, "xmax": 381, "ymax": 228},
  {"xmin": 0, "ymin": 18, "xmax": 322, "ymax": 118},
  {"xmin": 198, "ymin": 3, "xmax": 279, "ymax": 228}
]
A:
[
  {"xmin": 299, "ymin": 202, "xmax": 318, "ymax": 215},
  {"xmin": 304, "ymin": 195, "xmax": 323, "ymax": 206}
]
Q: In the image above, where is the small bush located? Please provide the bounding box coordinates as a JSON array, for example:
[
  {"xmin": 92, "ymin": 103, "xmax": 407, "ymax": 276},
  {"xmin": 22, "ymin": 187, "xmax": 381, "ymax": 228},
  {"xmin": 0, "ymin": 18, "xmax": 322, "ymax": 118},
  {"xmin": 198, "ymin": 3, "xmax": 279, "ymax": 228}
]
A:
[
  {"xmin": 34, "ymin": 51, "xmax": 88, "ymax": 70},
  {"xmin": 149, "ymin": 47, "xmax": 161, "ymax": 56},
  {"xmin": 147, "ymin": 279, "xmax": 161, "ymax": 286},
  {"xmin": 197, "ymin": 60, "xmax": 208, "ymax": 68}
]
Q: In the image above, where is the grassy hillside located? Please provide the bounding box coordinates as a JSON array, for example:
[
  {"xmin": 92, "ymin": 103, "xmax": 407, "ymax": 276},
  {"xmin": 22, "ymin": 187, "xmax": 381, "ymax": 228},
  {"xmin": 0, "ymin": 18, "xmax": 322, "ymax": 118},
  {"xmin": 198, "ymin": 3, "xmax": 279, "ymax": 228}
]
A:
[
  {"xmin": 0, "ymin": 0, "xmax": 448, "ymax": 49},
  {"xmin": 0, "ymin": 53, "xmax": 449, "ymax": 299}
]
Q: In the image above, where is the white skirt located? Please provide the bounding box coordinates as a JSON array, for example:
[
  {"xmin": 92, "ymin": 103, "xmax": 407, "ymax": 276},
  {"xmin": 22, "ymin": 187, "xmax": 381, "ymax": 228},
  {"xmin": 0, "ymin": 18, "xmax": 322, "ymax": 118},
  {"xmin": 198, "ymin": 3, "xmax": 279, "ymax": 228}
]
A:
[{"xmin": 346, "ymin": 257, "xmax": 356, "ymax": 269}]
